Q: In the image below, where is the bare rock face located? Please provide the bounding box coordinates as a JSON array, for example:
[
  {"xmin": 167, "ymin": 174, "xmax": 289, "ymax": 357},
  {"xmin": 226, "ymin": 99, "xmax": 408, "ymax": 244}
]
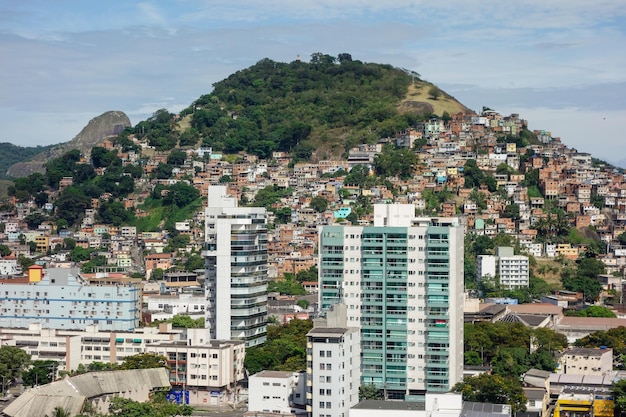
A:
[{"xmin": 7, "ymin": 111, "xmax": 131, "ymax": 178}]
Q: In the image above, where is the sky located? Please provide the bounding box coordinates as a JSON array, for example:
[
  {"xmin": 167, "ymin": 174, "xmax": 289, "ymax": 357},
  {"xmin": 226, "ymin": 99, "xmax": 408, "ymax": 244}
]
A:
[{"xmin": 1, "ymin": 1, "xmax": 626, "ymax": 165}]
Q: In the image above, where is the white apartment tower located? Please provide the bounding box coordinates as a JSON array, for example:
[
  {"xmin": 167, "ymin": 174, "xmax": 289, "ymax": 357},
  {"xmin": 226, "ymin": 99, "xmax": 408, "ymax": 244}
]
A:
[
  {"xmin": 319, "ymin": 204, "xmax": 464, "ymax": 400},
  {"xmin": 477, "ymin": 246, "xmax": 529, "ymax": 290},
  {"xmin": 203, "ymin": 186, "xmax": 268, "ymax": 347}
]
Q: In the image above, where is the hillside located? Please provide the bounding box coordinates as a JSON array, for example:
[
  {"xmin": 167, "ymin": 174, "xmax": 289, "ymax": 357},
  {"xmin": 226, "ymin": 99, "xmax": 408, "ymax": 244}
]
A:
[
  {"xmin": 174, "ymin": 55, "xmax": 472, "ymax": 161},
  {"xmin": 7, "ymin": 111, "xmax": 131, "ymax": 178},
  {"xmin": 399, "ymin": 80, "xmax": 472, "ymax": 117},
  {"xmin": 5, "ymin": 56, "xmax": 470, "ymax": 177},
  {"xmin": 0, "ymin": 142, "xmax": 56, "ymax": 180}
]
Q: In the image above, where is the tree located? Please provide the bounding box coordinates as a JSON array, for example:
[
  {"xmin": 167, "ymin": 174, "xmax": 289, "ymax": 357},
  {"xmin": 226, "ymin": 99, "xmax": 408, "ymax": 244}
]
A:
[
  {"xmin": 613, "ymin": 378, "xmax": 626, "ymax": 417},
  {"xmin": 151, "ymin": 268, "xmax": 164, "ymax": 280},
  {"xmin": 310, "ymin": 196, "xmax": 329, "ymax": 213},
  {"xmin": 0, "ymin": 245, "xmax": 11, "ymax": 257},
  {"xmin": 169, "ymin": 315, "xmax": 204, "ymax": 329},
  {"xmin": 107, "ymin": 394, "xmax": 193, "ymax": 417},
  {"xmin": 167, "ymin": 149, "xmax": 187, "ymax": 166},
  {"xmin": 453, "ymin": 374, "xmax": 527, "ymax": 413},
  {"xmin": 566, "ymin": 305, "xmax": 617, "ymax": 318},
  {"xmin": 273, "ymin": 207, "xmax": 292, "ymax": 224},
  {"xmin": 373, "ymin": 144, "xmax": 418, "ymax": 180},
  {"xmin": 45, "ymin": 407, "xmax": 70, "ymax": 417},
  {"xmin": 428, "ymin": 86, "xmax": 442, "ymax": 100},
  {"xmin": 55, "ymin": 186, "xmax": 91, "ymax": 226},
  {"xmin": 119, "ymin": 353, "xmax": 168, "ymax": 370},
  {"xmin": 24, "ymin": 213, "xmax": 45, "ymax": 230},
  {"xmin": 244, "ymin": 319, "xmax": 313, "ymax": 374},
  {"xmin": 0, "ymin": 345, "xmax": 31, "ymax": 390},
  {"xmin": 503, "ymin": 203, "xmax": 520, "ymax": 221},
  {"xmin": 184, "ymin": 254, "xmax": 204, "ymax": 272},
  {"xmin": 359, "ymin": 383, "xmax": 382, "ymax": 400},
  {"xmin": 162, "ymin": 182, "xmax": 200, "ymax": 208},
  {"xmin": 23, "ymin": 360, "xmax": 57, "ymax": 387}
]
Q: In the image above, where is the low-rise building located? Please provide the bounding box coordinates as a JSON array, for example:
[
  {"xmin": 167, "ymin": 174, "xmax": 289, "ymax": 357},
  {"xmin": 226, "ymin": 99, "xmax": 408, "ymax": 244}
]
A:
[
  {"xmin": 248, "ymin": 370, "xmax": 307, "ymax": 416},
  {"xmin": 0, "ymin": 267, "xmax": 139, "ymax": 332},
  {"xmin": 556, "ymin": 347, "xmax": 613, "ymax": 375}
]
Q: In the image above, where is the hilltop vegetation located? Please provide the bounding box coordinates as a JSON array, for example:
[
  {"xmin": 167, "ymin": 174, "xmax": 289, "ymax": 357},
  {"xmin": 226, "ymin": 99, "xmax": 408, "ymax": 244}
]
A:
[
  {"xmin": 0, "ymin": 142, "xmax": 55, "ymax": 179},
  {"xmin": 122, "ymin": 53, "xmax": 470, "ymax": 162}
]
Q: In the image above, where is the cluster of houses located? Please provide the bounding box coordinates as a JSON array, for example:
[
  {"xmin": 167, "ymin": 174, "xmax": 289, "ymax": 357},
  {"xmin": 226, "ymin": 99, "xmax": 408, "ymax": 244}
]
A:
[{"xmin": 0, "ymin": 108, "xmax": 626, "ymax": 416}]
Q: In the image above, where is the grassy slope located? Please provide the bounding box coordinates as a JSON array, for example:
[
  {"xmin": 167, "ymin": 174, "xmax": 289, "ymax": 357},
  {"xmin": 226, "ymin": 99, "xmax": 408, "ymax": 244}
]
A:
[{"xmin": 399, "ymin": 81, "xmax": 473, "ymax": 116}]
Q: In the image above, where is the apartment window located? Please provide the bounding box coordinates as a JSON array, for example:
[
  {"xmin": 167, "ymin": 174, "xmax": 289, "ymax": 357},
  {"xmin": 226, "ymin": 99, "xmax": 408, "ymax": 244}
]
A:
[
  {"xmin": 319, "ymin": 389, "xmax": 325, "ymax": 395},
  {"xmin": 326, "ymin": 351, "xmax": 332, "ymax": 357},
  {"xmin": 320, "ymin": 351, "xmax": 325, "ymax": 357},
  {"xmin": 320, "ymin": 363, "xmax": 325, "ymax": 370},
  {"xmin": 326, "ymin": 376, "xmax": 331, "ymax": 383},
  {"xmin": 326, "ymin": 364, "xmax": 332, "ymax": 370},
  {"xmin": 319, "ymin": 402, "xmax": 325, "ymax": 409},
  {"xmin": 326, "ymin": 389, "xmax": 332, "ymax": 395},
  {"xmin": 326, "ymin": 402, "xmax": 331, "ymax": 408}
]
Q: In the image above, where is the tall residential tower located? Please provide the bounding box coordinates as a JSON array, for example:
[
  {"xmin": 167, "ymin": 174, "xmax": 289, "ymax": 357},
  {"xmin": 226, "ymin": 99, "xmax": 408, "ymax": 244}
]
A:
[
  {"xmin": 319, "ymin": 204, "xmax": 464, "ymax": 400},
  {"xmin": 203, "ymin": 186, "xmax": 268, "ymax": 347}
]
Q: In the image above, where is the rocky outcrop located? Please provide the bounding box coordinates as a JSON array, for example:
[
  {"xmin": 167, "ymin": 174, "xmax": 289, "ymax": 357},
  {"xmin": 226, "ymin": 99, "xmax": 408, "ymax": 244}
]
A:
[{"xmin": 7, "ymin": 111, "xmax": 131, "ymax": 178}]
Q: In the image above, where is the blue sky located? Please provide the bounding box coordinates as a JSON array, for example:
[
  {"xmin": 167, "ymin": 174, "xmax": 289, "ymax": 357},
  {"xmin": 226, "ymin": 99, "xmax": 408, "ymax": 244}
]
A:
[{"xmin": 1, "ymin": 1, "xmax": 626, "ymax": 164}]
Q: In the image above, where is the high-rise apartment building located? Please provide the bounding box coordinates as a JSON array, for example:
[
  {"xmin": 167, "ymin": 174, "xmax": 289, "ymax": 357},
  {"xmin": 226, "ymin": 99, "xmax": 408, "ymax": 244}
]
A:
[
  {"xmin": 319, "ymin": 204, "xmax": 464, "ymax": 400},
  {"xmin": 203, "ymin": 186, "xmax": 268, "ymax": 347}
]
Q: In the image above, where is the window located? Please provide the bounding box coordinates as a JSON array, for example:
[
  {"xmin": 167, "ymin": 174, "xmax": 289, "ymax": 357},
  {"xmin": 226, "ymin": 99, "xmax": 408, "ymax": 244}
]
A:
[
  {"xmin": 326, "ymin": 351, "xmax": 332, "ymax": 357},
  {"xmin": 327, "ymin": 363, "xmax": 332, "ymax": 370},
  {"xmin": 320, "ymin": 351, "xmax": 325, "ymax": 357},
  {"xmin": 319, "ymin": 389, "xmax": 325, "ymax": 395},
  {"xmin": 326, "ymin": 389, "xmax": 332, "ymax": 395},
  {"xmin": 320, "ymin": 363, "xmax": 325, "ymax": 370},
  {"xmin": 319, "ymin": 402, "xmax": 325, "ymax": 409},
  {"xmin": 326, "ymin": 376, "xmax": 332, "ymax": 383}
]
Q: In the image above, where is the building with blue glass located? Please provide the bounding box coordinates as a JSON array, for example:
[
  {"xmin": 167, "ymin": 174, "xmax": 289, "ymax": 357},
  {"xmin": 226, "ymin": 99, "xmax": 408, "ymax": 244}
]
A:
[{"xmin": 319, "ymin": 204, "xmax": 464, "ymax": 400}]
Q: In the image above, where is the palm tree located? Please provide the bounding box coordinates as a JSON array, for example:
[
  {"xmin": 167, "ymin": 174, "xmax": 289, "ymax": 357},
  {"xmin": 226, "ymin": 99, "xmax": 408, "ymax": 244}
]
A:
[{"xmin": 45, "ymin": 407, "xmax": 70, "ymax": 417}]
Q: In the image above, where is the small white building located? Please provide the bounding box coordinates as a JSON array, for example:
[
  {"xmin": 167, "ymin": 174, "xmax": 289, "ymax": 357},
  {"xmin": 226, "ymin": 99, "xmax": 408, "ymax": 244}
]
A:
[
  {"xmin": 476, "ymin": 247, "xmax": 529, "ymax": 289},
  {"xmin": 248, "ymin": 370, "xmax": 307, "ymax": 415},
  {"xmin": 556, "ymin": 347, "xmax": 613, "ymax": 375}
]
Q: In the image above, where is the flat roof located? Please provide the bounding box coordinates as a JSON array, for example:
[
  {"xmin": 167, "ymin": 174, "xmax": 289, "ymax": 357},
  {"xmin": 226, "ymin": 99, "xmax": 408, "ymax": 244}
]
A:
[
  {"xmin": 352, "ymin": 400, "xmax": 426, "ymax": 410},
  {"xmin": 307, "ymin": 327, "xmax": 348, "ymax": 337},
  {"xmin": 252, "ymin": 370, "xmax": 297, "ymax": 379}
]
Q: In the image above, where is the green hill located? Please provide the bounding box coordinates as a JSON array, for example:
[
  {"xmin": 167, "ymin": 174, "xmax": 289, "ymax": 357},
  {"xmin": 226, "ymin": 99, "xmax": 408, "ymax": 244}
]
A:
[
  {"xmin": 0, "ymin": 142, "xmax": 56, "ymax": 180},
  {"xmin": 172, "ymin": 54, "xmax": 472, "ymax": 160}
]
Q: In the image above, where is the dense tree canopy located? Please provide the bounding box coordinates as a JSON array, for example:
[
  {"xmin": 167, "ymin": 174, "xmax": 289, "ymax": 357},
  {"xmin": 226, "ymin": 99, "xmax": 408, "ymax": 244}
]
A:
[
  {"xmin": 454, "ymin": 374, "xmax": 527, "ymax": 413},
  {"xmin": 183, "ymin": 55, "xmax": 417, "ymax": 159},
  {"xmin": 244, "ymin": 319, "xmax": 313, "ymax": 375},
  {"xmin": 118, "ymin": 353, "xmax": 168, "ymax": 370},
  {"xmin": 0, "ymin": 345, "xmax": 31, "ymax": 390}
]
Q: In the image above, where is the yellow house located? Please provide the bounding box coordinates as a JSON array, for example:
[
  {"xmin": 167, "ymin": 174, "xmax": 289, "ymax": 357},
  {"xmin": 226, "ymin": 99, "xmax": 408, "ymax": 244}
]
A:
[
  {"xmin": 447, "ymin": 167, "xmax": 458, "ymax": 176},
  {"xmin": 556, "ymin": 244, "xmax": 579, "ymax": 259},
  {"xmin": 553, "ymin": 395, "xmax": 592, "ymax": 417},
  {"xmin": 506, "ymin": 143, "xmax": 517, "ymax": 153},
  {"xmin": 553, "ymin": 393, "xmax": 613, "ymax": 417},
  {"xmin": 35, "ymin": 235, "xmax": 49, "ymax": 253}
]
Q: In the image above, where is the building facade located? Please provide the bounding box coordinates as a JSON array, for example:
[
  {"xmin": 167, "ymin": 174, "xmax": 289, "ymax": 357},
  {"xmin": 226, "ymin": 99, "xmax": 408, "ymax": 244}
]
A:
[
  {"xmin": 203, "ymin": 186, "xmax": 268, "ymax": 347},
  {"xmin": 306, "ymin": 326, "xmax": 360, "ymax": 417},
  {"xmin": 248, "ymin": 370, "xmax": 307, "ymax": 415},
  {"xmin": 476, "ymin": 247, "xmax": 529, "ymax": 290},
  {"xmin": 318, "ymin": 204, "xmax": 464, "ymax": 400},
  {"xmin": 0, "ymin": 267, "xmax": 139, "ymax": 331}
]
